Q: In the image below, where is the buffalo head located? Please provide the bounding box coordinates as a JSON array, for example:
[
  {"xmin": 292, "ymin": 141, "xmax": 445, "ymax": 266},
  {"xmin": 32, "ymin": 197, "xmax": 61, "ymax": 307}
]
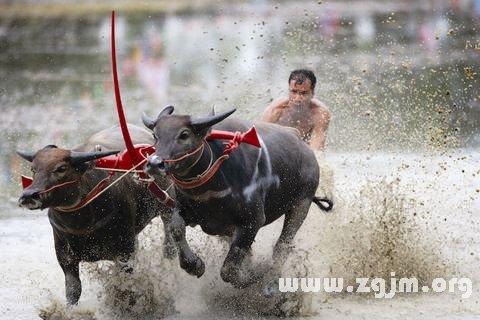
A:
[
  {"xmin": 142, "ymin": 105, "xmax": 235, "ymax": 176},
  {"xmin": 17, "ymin": 145, "xmax": 118, "ymax": 210}
]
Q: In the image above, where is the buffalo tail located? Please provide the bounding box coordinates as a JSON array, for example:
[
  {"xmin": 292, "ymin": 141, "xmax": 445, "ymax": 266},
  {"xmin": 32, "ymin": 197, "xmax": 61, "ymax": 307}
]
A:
[{"xmin": 312, "ymin": 196, "xmax": 333, "ymax": 212}]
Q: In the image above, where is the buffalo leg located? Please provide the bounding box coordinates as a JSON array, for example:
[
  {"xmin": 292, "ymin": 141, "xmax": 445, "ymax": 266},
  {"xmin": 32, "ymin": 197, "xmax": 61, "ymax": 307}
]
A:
[
  {"xmin": 54, "ymin": 233, "xmax": 82, "ymax": 305},
  {"xmin": 117, "ymin": 223, "xmax": 136, "ymax": 274},
  {"xmin": 61, "ymin": 262, "xmax": 82, "ymax": 305},
  {"xmin": 160, "ymin": 211, "xmax": 177, "ymax": 259},
  {"xmin": 261, "ymin": 199, "xmax": 311, "ymax": 298},
  {"xmin": 272, "ymin": 198, "xmax": 311, "ymax": 263},
  {"xmin": 220, "ymin": 206, "xmax": 265, "ymax": 288},
  {"xmin": 169, "ymin": 209, "xmax": 205, "ymax": 277},
  {"xmin": 163, "ymin": 232, "xmax": 177, "ymax": 259}
]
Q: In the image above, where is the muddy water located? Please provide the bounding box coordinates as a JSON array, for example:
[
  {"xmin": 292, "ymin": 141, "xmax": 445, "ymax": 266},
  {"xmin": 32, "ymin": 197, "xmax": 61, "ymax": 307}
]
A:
[{"xmin": 1, "ymin": 151, "xmax": 479, "ymax": 319}]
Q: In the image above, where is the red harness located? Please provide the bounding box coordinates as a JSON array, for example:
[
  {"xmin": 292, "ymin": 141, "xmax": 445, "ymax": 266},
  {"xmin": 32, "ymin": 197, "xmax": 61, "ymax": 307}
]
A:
[
  {"xmin": 21, "ymin": 146, "xmax": 174, "ymax": 211},
  {"xmin": 54, "ymin": 173, "xmax": 115, "ymax": 212},
  {"xmin": 21, "ymin": 173, "xmax": 113, "ymax": 213},
  {"xmin": 20, "ymin": 127, "xmax": 260, "ymax": 209},
  {"xmin": 21, "ymin": 176, "xmax": 77, "ymax": 190},
  {"xmin": 166, "ymin": 127, "xmax": 260, "ymax": 189}
]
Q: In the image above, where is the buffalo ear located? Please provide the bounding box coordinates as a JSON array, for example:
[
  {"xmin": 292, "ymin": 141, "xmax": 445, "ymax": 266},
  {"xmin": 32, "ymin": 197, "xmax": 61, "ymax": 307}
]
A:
[
  {"xmin": 16, "ymin": 150, "xmax": 36, "ymax": 162},
  {"xmin": 190, "ymin": 108, "xmax": 236, "ymax": 133},
  {"xmin": 142, "ymin": 112, "xmax": 156, "ymax": 130}
]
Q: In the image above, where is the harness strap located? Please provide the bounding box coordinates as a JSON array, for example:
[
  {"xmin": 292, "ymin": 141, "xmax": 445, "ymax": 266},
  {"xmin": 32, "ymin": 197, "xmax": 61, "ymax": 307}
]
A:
[
  {"xmin": 168, "ymin": 154, "xmax": 229, "ymax": 190},
  {"xmin": 148, "ymin": 181, "xmax": 175, "ymax": 208},
  {"xmin": 164, "ymin": 143, "xmax": 204, "ymax": 163},
  {"xmin": 54, "ymin": 158, "xmax": 147, "ymax": 213},
  {"xmin": 94, "ymin": 167, "xmax": 145, "ymax": 173},
  {"xmin": 39, "ymin": 179, "xmax": 80, "ymax": 194},
  {"xmin": 166, "ymin": 131, "xmax": 253, "ymax": 190},
  {"xmin": 54, "ymin": 173, "xmax": 115, "ymax": 213}
]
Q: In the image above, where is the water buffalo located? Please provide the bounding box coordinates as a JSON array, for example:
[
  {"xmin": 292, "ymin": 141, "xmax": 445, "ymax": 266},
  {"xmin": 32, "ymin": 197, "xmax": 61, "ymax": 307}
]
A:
[
  {"xmin": 17, "ymin": 124, "xmax": 174, "ymax": 305},
  {"xmin": 142, "ymin": 106, "xmax": 333, "ymax": 289}
]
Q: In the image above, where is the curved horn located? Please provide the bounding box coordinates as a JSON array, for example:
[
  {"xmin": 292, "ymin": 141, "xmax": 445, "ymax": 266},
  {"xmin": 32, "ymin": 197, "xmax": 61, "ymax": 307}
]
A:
[
  {"xmin": 142, "ymin": 112, "xmax": 156, "ymax": 130},
  {"xmin": 16, "ymin": 150, "xmax": 36, "ymax": 162},
  {"xmin": 69, "ymin": 150, "xmax": 120, "ymax": 165},
  {"xmin": 190, "ymin": 108, "xmax": 236, "ymax": 132},
  {"xmin": 158, "ymin": 105, "xmax": 174, "ymax": 117}
]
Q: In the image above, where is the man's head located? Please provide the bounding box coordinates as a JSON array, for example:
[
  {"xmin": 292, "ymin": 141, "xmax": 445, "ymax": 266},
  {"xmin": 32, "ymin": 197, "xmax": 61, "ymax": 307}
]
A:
[{"xmin": 288, "ymin": 69, "xmax": 316, "ymax": 107}]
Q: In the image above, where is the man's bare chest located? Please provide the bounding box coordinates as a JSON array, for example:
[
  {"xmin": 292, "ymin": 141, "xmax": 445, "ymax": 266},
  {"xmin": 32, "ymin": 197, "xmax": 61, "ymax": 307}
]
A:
[{"xmin": 276, "ymin": 106, "xmax": 314, "ymax": 139}]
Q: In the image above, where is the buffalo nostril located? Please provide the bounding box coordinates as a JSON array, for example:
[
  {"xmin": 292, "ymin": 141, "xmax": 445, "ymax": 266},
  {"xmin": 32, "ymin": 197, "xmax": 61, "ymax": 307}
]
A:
[
  {"xmin": 157, "ymin": 161, "xmax": 165, "ymax": 170},
  {"xmin": 28, "ymin": 191, "xmax": 40, "ymax": 199},
  {"xmin": 148, "ymin": 156, "xmax": 165, "ymax": 170},
  {"xmin": 18, "ymin": 189, "xmax": 42, "ymax": 208},
  {"xmin": 21, "ymin": 190, "xmax": 40, "ymax": 201}
]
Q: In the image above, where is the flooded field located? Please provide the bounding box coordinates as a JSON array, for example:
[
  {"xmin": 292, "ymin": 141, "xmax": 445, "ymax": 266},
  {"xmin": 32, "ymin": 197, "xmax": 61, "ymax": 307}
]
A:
[{"xmin": 0, "ymin": 0, "xmax": 479, "ymax": 319}]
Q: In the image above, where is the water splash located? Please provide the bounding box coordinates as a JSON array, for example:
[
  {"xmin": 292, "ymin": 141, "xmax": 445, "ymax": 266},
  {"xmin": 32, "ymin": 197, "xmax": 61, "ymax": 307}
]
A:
[{"xmin": 325, "ymin": 179, "xmax": 453, "ymax": 290}]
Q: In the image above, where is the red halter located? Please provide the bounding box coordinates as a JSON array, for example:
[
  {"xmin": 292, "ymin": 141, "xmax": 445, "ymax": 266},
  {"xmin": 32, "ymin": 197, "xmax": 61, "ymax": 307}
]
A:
[{"xmin": 166, "ymin": 127, "xmax": 261, "ymax": 189}]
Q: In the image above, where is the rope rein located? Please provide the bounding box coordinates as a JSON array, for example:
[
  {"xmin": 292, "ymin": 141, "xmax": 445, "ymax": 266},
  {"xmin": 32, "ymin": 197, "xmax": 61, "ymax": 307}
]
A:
[{"xmin": 54, "ymin": 158, "xmax": 148, "ymax": 213}]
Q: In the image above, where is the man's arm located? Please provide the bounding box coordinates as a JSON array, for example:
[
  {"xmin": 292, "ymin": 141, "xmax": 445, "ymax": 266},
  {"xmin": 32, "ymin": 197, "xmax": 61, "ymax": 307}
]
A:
[
  {"xmin": 261, "ymin": 98, "xmax": 288, "ymax": 123},
  {"xmin": 309, "ymin": 99, "xmax": 331, "ymax": 150}
]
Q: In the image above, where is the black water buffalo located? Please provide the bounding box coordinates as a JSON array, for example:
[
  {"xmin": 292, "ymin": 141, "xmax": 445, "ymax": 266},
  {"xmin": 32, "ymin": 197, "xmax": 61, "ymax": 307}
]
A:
[
  {"xmin": 17, "ymin": 124, "xmax": 174, "ymax": 305},
  {"xmin": 142, "ymin": 106, "xmax": 332, "ymax": 288}
]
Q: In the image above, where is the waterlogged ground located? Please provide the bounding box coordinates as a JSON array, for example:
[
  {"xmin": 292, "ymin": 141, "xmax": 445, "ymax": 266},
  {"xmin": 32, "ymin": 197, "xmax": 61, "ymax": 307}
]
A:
[{"xmin": 1, "ymin": 151, "xmax": 479, "ymax": 319}]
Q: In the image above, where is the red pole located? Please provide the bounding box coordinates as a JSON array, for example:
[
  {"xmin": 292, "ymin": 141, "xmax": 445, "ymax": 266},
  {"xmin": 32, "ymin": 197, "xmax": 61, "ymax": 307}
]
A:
[{"xmin": 111, "ymin": 11, "xmax": 138, "ymax": 164}]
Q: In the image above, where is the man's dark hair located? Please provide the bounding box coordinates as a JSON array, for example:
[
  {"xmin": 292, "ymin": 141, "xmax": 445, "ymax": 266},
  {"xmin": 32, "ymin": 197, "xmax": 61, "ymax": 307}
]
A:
[{"xmin": 289, "ymin": 69, "xmax": 316, "ymax": 91}]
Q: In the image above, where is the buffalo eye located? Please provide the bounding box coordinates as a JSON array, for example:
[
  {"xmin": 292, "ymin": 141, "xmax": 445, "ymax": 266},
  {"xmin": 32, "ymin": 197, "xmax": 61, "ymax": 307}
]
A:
[
  {"xmin": 179, "ymin": 130, "xmax": 190, "ymax": 140},
  {"xmin": 54, "ymin": 165, "xmax": 67, "ymax": 173},
  {"xmin": 31, "ymin": 166, "xmax": 37, "ymax": 174}
]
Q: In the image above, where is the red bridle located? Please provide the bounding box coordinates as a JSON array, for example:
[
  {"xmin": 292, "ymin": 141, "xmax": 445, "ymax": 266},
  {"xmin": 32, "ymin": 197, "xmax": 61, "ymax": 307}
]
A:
[
  {"xmin": 166, "ymin": 127, "xmax": 261, "ymax": 189},
  {"xmin": 21, "ymin": 178, "xmax": 79, "ymax": 193},
  {"xmin": 164, "ymin": 142, "xmax": 205, "ymax": 164}
]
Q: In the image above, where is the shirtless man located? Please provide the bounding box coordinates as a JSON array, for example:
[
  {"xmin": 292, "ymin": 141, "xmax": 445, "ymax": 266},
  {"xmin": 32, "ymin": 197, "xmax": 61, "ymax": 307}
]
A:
[{"xmin": 262, "ymin": 69, "xmax": 331, "ymax": 150}]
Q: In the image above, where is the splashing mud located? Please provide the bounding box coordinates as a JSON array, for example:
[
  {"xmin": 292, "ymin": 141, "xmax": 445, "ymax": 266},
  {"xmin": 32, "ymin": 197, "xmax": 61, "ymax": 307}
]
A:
[
  {"xmin": 326, "ymin": 178, "xmax": 452, "ymax": 289},
  {"xmin": 39, "ymin": 301, "xmax": 96, "ymax": 320},
  {"xmin": 201, "ymin": 249, "xmax": 313, "ymax": 317},
  {"xmin": 5, "ymin": 152, "xmax": 479, "ymax": 319}
]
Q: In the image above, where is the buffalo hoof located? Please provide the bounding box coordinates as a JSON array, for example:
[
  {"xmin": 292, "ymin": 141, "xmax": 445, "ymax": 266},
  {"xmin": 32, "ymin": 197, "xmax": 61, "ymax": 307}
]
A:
[
  {"xmin": 220, "ymin": 265, "xmax": 253, "ymax": 288},
  {"xmin": 180, "ymin": 254, "xmax": 205, "ymax": 278},
  {"xmin": 220, "ymin": 264, "xmax": 237, "ymax": 284},
  {"xmin": 263, "ymin": 279, "xmax": 279, "ymax": 298}
]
